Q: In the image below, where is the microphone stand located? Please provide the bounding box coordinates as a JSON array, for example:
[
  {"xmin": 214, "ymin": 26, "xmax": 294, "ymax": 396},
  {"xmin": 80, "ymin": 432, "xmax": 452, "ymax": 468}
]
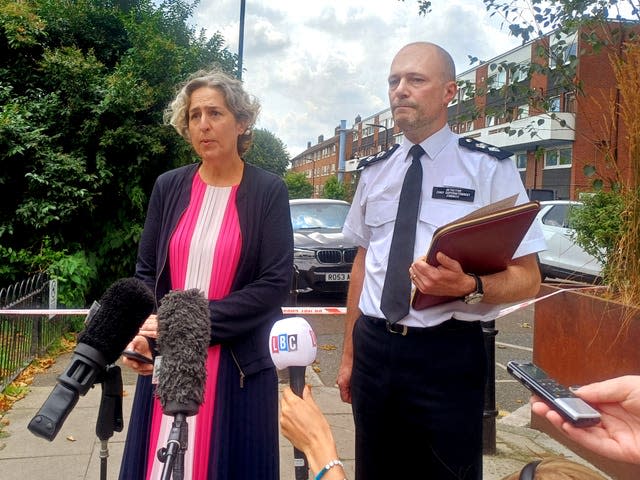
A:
[
  {"xmin": 290, "ymin": 365, "xmax": 309, "ymax": 480},
  {"xmin": 95, "ymin": 365, "xmax": 124, "ymax": 480},
  {"xmin": 158, "ymin": 413, "xmax": 188, "ymax": 480}
]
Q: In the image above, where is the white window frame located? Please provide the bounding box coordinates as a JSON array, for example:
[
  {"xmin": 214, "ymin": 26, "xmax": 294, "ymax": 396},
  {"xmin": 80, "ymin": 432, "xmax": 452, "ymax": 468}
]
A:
[
  {"xmin": 544, "ymin": 146, "xmax": 572, "ymax": 169},
  {"xmin": 517, "ymin": 104, "xmax": 529, "ymax": 120}
]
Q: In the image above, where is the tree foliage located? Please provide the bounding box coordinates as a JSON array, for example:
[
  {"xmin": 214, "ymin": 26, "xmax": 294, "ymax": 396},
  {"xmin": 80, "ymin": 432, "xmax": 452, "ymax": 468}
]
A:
[
  {"xmin": 322, "ymin": 176, "xmax": 350, "ymax": 201},
  {"xmin": 568, "ymin": 190, "xmax": 623, "ymax": 275},
  {"xmin": 0, "ymin": 0, "xmax": 239, "ymax": 302},
  {"xmin": 284, "ymin": 172, "xmax": 313, "ymax": 199},
  {"xmin": 244, "ymin": 128, "xmax": 290, "ymax": 176}
]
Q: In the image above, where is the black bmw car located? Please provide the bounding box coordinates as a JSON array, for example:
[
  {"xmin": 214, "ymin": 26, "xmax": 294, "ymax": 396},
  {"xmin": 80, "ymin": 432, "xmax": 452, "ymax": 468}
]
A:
[{"xmin": 289, "ymin": 198, "xmax": 357, "ymax": 297}]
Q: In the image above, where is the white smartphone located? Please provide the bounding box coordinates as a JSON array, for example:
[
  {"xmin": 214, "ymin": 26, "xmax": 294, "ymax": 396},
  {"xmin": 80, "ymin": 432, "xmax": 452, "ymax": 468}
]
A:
[{"xmin": 507, "ymin": 360, "xmax": 601, "ymax": 427}]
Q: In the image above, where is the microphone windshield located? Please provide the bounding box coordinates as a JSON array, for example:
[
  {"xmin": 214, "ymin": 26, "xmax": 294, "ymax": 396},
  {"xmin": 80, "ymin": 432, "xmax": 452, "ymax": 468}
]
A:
[
  {"xmin": 78, "ymin": 277, "xmax": 155, "ymax": 364},
  {"xmin": 269, "ymin": 317, "xmax": 317, "ymax": 370},
  {"xmin": 155, "ymin": 289, "xmax": 210, "ymax": 416}
]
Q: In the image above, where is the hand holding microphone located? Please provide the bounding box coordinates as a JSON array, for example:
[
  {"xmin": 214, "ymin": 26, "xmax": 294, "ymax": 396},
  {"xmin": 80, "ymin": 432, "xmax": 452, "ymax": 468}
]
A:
[
  {"xmin": 269, "ymin": 317, "xmax": 318, "ymax": 480},
  {"xmin": 28, "ymin": 277, "xmax": 155, "ymax": 441}
]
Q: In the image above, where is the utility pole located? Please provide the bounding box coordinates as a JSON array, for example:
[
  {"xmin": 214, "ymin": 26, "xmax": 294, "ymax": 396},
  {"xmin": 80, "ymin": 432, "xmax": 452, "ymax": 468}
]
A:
[
  {"xmin": 366, "ymin": 123, "xmax": 390, "ymax": 150},
  {"xmin": 237, "ymin": 0, "xmax": 246, "ymax": 80}
]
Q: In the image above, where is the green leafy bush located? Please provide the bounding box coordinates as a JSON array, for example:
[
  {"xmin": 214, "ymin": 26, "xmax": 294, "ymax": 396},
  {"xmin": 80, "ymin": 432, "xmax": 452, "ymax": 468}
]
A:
[{"xmin": 569, "ymin": 190, "xmax": 624, "ymax": 282}]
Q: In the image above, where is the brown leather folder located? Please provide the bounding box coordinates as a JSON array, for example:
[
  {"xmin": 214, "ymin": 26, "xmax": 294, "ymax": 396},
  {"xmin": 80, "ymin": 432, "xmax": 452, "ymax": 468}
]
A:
[{"xmin": 411, "ymin": 199, "xmax": 540, "ymax": 310}]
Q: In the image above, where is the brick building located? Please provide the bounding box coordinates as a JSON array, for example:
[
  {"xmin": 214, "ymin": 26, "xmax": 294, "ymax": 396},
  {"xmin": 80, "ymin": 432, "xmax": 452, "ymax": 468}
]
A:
[
  {"xmin": 291, "ymin": 22, "xmax": 638, "ymax": 200},
  {"xmin": 289, "ymin": 124, "xmax": 354, "ymax": 198}
]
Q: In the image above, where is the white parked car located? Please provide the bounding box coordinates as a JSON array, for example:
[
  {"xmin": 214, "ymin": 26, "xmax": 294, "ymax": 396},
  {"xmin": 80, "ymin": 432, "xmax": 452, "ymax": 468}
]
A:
[{"xmin": 535, "ymin": 200, "xmax": 603, "ymax": 283}]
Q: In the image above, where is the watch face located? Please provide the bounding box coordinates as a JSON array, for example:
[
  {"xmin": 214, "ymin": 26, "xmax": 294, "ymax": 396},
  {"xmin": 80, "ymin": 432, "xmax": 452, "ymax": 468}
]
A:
[{"xmin": 464, "ymin": 292, "xmax": 483, "ymax": 304}]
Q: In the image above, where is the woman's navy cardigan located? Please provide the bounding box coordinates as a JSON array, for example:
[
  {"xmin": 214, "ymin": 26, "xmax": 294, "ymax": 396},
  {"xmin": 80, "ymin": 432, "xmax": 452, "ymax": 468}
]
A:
[{"xmin": 135, "ymin": 161, "xmax": 293, "ymax": 378}]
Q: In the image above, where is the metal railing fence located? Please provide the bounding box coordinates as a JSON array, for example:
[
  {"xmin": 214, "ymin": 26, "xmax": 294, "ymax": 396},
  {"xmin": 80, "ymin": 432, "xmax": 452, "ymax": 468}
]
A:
[{"xmin": 0, "ymin": 273, "xmax": 72, "ymax": 392}]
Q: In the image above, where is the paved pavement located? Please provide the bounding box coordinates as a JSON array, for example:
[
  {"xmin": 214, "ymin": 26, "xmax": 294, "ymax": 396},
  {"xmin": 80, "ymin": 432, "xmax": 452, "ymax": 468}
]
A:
[{"xmin": 0, "ymin": 351, "xmax": 612, "ymax": 479}]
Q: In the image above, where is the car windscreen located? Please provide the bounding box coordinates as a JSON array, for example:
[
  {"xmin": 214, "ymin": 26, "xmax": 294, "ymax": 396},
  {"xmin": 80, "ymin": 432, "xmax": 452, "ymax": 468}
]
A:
[{"xmin": 290, "ymin": 203, "xmax": 350, "ymax": 230}]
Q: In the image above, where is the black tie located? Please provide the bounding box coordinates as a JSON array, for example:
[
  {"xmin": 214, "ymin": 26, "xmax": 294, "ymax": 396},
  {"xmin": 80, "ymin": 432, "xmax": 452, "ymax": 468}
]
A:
[{"xmin": 380, "ymin": 144, "xmax": 424, "ymax": 324}]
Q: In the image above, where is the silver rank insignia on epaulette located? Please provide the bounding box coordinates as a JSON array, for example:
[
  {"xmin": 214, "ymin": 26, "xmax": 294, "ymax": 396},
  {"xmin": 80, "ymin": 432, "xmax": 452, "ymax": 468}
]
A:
[
  {"xmin": 356, "ymin": 144, "xmax": 400, "ymax": 169},
  {"xmin": 458, "ymin": 137, "xmax": 514, "ymax": 160}
]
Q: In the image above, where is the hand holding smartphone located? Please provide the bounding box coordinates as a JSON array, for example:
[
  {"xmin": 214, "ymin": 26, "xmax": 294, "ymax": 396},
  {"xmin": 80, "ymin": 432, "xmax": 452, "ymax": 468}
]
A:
[
  {"xmin": 122, "ymin": 349, "xmax": 154, "ymax": 365},
  {"xmin": 507, "ymin": 360, "xmax": 601, "ymax": 427}
]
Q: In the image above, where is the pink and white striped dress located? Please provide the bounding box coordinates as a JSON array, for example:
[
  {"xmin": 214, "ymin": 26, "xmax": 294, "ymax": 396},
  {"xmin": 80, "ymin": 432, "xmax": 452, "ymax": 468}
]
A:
[{"xmin": 145, "ymin": 173, "xmax": 242, "ymax": 480}]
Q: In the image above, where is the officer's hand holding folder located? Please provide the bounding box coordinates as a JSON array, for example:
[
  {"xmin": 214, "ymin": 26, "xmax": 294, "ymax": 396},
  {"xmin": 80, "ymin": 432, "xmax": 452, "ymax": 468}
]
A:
[{"xmin": 411, "ymin": 194, "xmax": 540, "ymax": 310}]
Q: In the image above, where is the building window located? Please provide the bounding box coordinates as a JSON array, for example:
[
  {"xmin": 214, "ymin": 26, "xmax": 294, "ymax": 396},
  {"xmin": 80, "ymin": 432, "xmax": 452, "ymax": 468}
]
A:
[
  {"xmin": 486, "ymin": 115, "xmax": 496, "ymax": 127},
  {"xmin": 510, "ymin": 63, "xmax": 528, "ymax": 83},
  {"xmin": 564, "ymin": 92, "xmax": 576, "ymax": 113},
  {"xmin": 544, "ymin": 147, "xmax": 572, "ymax": 168},
  {"xmin": 488, "ymin": 68, "xmax": 507, "ymax": 90},
  {"xmin": 458, "ymin": 84, "xmax": 474, "ymax": 101},
  {"xmin": 549, "ymin": 96, "xmax": 561, "ymax": 112},
  {"xmin": 515, "ymin": 153, "xmax": 527, "ymax": 171},
  {"xmin": 549, "ymin": 40, "xmax": 577, "ymax": 69},
  {"xmin": 466, "ymin": 120, "xmax": 473, "ymax": 131},
  {"xmin": 516, "ymin": 104, "xmax": 529, "ymax": 119}
]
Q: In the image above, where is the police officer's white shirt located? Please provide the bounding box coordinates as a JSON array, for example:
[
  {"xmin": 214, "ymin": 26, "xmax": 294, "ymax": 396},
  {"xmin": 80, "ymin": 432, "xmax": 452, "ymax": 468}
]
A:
[{"xmin": 342, "ymin": 125, "xmax": 547, "ymax": 328}]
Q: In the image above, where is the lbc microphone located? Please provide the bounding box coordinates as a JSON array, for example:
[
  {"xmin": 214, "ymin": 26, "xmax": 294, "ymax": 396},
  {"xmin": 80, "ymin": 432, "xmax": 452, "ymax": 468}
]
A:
[
  {"xmin": 269, "ymin": 317, "xmax": 317, "ymax": 480},
  {"xmin": 154, "ymin": 288, "xmax": 210, "ymax": 480},
  {"xmin": 28, "ymin": 277, "xmax": 155, "ymax": 441}
]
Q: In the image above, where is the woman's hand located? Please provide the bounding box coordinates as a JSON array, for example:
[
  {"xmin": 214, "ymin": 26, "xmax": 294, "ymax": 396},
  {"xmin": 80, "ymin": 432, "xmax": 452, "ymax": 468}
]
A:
[
  {"xmin": 121, "ymin": 314, "xmax": 157, "ymax": 375},
  {"xmin": 280, "ymin": 385, "xmax": 342, "ymax": 475},
  {"xmin": 138, "ymin": 314, "xmax": 158, "ymax": 339},
  {"xmin": 121, "ymin": 335, "xmax": 154, "ymax": 375},
  {"xmin": 531, "ymin": 375, "xmax": 640, "ymax": 464}
]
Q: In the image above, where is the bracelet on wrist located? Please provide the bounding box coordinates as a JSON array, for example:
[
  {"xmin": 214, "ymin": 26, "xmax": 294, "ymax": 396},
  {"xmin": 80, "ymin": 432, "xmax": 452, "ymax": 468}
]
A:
[{"xmin": 314, "ymin": 459, "xmax": 344, "ymax": 480}]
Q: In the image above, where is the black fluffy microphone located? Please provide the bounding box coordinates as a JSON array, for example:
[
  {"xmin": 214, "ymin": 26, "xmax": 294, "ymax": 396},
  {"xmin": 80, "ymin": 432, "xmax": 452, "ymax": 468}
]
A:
[
  {"xmin": 154, "ymin": 289, "xmax": 210, "ymax": 480},
  {"xmin": 28, "ymin": 277, "xmax": 155, "ymax": 441}
]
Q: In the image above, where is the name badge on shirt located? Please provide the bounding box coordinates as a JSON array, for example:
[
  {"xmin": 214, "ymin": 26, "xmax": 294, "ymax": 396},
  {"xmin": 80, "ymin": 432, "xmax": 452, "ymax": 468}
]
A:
[{"xmin": 432, "ymin": 186, "xmax": 475, "ymax": 202}]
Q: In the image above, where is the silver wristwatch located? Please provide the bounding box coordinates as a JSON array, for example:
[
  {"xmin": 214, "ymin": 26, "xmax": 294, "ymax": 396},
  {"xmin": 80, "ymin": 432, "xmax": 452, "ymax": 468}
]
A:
[{"xmin": 463, "ymin": 273, "xmax": 484, "ymax": 304}]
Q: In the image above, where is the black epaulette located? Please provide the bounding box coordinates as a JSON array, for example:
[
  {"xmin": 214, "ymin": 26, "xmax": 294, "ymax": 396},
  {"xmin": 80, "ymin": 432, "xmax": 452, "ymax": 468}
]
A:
[
  {"xmin": 459, "ymin": 137, "xmax": 513, "ymax": 160},
  {"xmin": 356, "ymin": 144, "xmax": 400, "ymax": 169}
]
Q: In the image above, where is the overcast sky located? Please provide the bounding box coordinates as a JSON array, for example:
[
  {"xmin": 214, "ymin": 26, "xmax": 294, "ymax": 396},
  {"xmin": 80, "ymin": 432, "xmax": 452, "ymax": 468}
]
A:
[{"xmin": 191, "ymin": 0, "xmax": 523, "ymax": 157}]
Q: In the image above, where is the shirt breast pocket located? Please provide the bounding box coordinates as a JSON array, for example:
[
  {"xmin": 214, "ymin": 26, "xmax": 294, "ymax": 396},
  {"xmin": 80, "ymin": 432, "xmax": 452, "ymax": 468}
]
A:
[
  {"xmin": 419, "ymin": 202, "xmax": 477, "ymax": 231},
  {"xmin": 364, "ymin": 200, "xmax": 397, "ymax": 266}
]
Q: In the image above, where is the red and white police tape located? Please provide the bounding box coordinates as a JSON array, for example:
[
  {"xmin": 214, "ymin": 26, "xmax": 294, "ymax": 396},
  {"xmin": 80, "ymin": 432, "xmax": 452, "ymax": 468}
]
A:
[{"xmin": 0, "ymin": 285, "xmax": 605, "ymax": 319}]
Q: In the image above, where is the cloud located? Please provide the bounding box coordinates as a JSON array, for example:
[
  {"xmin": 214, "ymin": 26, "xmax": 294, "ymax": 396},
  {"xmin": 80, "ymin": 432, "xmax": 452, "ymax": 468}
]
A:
[{"xmin": 192, "ymin": 0, "xmax": 521, "ymax": 157}]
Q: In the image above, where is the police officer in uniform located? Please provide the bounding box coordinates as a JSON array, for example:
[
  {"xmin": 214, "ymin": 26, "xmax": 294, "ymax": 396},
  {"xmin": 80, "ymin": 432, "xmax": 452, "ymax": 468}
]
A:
[{"xmin": 337, "ymin": 42, "xmax": 546, "ymax": 479}]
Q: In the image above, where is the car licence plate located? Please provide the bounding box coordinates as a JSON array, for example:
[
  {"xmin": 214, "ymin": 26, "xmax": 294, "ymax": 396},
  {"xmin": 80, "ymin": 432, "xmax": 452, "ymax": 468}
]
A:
[{"xmin": 325, "ymin": 273, "xmax": 350, "ymax": 282}]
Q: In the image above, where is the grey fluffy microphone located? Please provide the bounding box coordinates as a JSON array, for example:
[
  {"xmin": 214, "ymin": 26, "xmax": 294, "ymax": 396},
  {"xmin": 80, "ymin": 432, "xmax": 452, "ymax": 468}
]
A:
[
  {"xmin": 155, "ymin": 288, "xmax": 210, "ymax": 415},
  {"xmin": 155, "ymin": 288, "xmax": 210, "ymax": 480}
]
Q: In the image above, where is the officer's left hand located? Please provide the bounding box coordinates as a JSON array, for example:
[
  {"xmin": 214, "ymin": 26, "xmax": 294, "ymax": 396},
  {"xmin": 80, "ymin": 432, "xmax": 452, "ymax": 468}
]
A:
[{"xmin": 410, "ymin": 252, "xmax": 475, "ymax": 298}]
